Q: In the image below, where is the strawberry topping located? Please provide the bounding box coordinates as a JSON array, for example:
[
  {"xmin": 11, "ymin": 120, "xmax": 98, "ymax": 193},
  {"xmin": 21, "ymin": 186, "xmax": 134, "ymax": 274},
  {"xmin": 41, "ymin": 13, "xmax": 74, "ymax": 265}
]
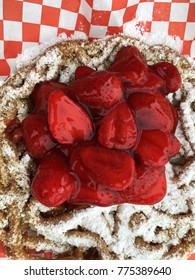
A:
[
  {"xmin": 128, "ymin": 91, "xmax": 174, "ymax": 132},
  {"xmin": 75, "ymin": 66, "xmax": 95, "ymax": 79},
  {"xmin": 150, "ymin": 62, "xmax": 182, "ymax": 94},
  {"xmin": 21, "ymin": 114, "xmax": 56, "ymax": 158},
  {"xmin": 69, "ymin": 70, "xmax": 124, "ymax": 117},
  {"xmin": 17, "ymin": 45, "xmax": 182, "ymax": 207},
  {"xmin": 70, "ymin": 144, "xmax": 135, "ymax": 191},
  {"xmin": 124, "ymin": 71, "xmax": 164, "ymax": 95},
  {"xmin": 134, "ymin": 130, "xmax": 180, "ymax": 167},
  {"xmin": 70, "ymin": 183, "xmax": 121, "ymax": 207},
  {"xmin": 121, "ymin": 165, "xmax": 166, "ymax": 205},
  {"xmin": 48, "ymin": 90, "xmax": 93, "ymax": 144},
  {"xmin": 31, "ymin": 148, "xmax": 78, "ymax": 207},
  {"xmin": 109, "ymin": 46, "xmax": 149, "ymax": 84},
  {"xmin": 98, "ymin": 102, "xmax": 137, "ymax": 149},
  {"xmin": 31, "ymin": 81, "xmax": 67, "ymax": 114}
]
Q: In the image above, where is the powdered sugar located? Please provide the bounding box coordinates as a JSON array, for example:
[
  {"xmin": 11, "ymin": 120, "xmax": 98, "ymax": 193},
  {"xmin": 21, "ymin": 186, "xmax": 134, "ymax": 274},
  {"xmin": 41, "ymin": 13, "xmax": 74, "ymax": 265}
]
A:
[{"xmin": 16, "ymin": 33, "xmax": 68, "ymax": 70}]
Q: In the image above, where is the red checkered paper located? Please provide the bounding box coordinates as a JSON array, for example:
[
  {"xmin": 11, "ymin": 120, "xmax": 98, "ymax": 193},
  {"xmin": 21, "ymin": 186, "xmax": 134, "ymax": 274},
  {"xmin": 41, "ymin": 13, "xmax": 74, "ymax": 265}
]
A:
[
  {"xmin": 0, "ymin": 0, "xmax": 194, "ymax": 80},
  {"xmin": 0, "ymin": 0, "xmax": 194, "ymax": 260}
]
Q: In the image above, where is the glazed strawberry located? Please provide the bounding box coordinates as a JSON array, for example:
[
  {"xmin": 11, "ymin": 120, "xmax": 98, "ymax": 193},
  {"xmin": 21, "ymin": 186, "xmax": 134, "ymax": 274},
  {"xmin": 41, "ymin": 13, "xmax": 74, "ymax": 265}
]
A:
[
  {"xmin": 124, "ymin": 71, "xmax": 164, "ymax": 95},
  {"xmin": 132, "ymin": 173, "xmax": 166, "ymax": 205},
  {"xmin": 69, "ymin": 70, "xmax": 123, "ymax": 117},
  {"xmin": 134, "ymin": 130, "xmax": 180, "ymax": 167},
  {"xmin": 70, "ymin": 144, "xmax": 135, "ymax": 191},
  {"xmin": 31, "ymin": 148, "xmax": 78, "ymax": 207},
  {"xmin": 150, "ymin": 62, "xmax": 182, "ymax": 94},
  {"xmin": 113, "ymin": 46, "xmax": 143, "ymax": 62},
  {"xmin": 70, "ymin": 167, "xmax": 166, "ymax": 206},
  {"xmin": 31, "ymin": 81, "xmax": 67, "ymax": 114},
  {"xmin": 48, "ymin": 90, "xmax": 93, "ymax": 144},
  {"xmin": 109, "ymin": 46, "xmax": 149, "ymax": 84},
  {"xmin": 121, "ymin": 164, "xmax": 166, "ymax": 204},
  {"xmin": 75, "ymin": 66, "xmax": 95, "ymax": 79},
  {"xmin": 128, "ymin": 91, "xmax": 174, "ymax": 132},
  {"xmin": 168, "ymin": 133, "xmax": 181, "ymax": 158},
  {"xmin": 98, "ymin": 102, "xmax": 137, "ymax": 149},
  {"xmin": 22, "ymin": 114, "xmax": 56, "ymax": 158},
  {"xmin": 70, "ymin": 184, "xmax": 121, "ymax": 207},
  {"xmin": 123, "ymin": 164, "xmax": 165, "ymax": 197}
]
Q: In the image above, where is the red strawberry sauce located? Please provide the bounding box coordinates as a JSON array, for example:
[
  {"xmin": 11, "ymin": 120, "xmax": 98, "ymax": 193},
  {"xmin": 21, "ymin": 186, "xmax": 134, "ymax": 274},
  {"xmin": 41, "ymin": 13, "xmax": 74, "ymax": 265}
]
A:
[{"xmin": 12, "ymin": 46, "xmax": 181, "ymax": 207}]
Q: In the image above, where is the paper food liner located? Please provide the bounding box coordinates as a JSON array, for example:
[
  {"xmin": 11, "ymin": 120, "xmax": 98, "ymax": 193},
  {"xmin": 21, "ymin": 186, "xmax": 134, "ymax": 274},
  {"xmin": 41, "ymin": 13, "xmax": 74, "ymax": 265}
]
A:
[{"xmin": 0, "ymin": 0, "xmax": 194, "ymax": 259}]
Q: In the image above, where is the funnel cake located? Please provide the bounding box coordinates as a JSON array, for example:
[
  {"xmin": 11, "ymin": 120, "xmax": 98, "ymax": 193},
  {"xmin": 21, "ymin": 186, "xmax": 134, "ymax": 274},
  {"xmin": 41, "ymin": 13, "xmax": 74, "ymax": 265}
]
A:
[{"xmin": 0, "ymin": 34, "xmax": 195, "ymax": 260}]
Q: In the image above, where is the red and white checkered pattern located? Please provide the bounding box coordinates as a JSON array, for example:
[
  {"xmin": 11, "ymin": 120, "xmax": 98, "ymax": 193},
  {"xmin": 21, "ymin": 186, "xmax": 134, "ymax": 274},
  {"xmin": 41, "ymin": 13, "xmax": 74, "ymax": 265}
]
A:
[
  {"xmin": 0, "ymin": 0, "xmax": 194, "ymax": 80},
  {"xmin": 0, "ymin": 0, "xmax": 194, "ymax": 259}
]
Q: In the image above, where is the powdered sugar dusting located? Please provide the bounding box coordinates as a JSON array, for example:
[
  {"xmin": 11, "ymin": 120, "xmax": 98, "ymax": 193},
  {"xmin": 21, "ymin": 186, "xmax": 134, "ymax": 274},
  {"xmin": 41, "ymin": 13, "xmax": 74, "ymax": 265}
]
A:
[{"xmin": 16, "ymin": 33, "xmax": 68, "ymax": 70}]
